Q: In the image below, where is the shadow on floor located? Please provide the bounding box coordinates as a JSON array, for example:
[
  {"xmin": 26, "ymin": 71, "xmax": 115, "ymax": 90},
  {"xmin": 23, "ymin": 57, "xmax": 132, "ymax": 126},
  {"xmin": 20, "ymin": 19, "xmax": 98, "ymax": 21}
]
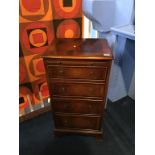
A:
[{"xmin": 19, "ymin": 96, "xmax": 135, "ymax": 155}]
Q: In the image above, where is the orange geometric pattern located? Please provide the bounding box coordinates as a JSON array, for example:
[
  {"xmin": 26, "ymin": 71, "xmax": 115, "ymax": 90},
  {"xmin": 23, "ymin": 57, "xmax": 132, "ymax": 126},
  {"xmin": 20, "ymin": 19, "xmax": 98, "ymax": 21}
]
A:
[
  {"xmin": 52, "ymin": 0, "xmax": 82, "ymax": 19},
  {"xmin": 20, "ymin": 21, "xmax": 54, "ymax": 55},
  {"xmin": 19, "ymin": 57, "xmax": 30, "ymax": 84},
  {"xmin": 31, "ymin": 77, "xmax": 49, "ymax": 104},
  {"xmin": 32, "ymin": 58, "xmax": 45, "ymax": 76},
  {"xmin": 29, "ymin": 29, "xmax": 47, "ymax": 47},
  {"xmin": 19, "ymin": 0, "xmax": 83, "ymax": 111},
  {"xmin": 20, "ymin": 0, "xmax": 45, "ymax": 16},
  {"xmin": 19, "ymin": 0, "xmax": 53, "ymax": 23},
  {"xmin": 56, "ymin": 19, "xmax": 80, "ymax": 38},
  {"xmin": 23, "ymin": 54, "xmax": 44, "ymax": 82},
  {"xmin": 19, "ymin": 84, "xmax": 34, "ymax": 107}
]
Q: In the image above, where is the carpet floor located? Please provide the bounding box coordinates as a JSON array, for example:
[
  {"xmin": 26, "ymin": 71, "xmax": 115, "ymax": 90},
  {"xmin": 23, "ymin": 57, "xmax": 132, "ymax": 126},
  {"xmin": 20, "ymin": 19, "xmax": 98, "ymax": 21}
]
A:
[{"xmin": 20, "ymin": 96, "xmax": 135, "ymax": 155}]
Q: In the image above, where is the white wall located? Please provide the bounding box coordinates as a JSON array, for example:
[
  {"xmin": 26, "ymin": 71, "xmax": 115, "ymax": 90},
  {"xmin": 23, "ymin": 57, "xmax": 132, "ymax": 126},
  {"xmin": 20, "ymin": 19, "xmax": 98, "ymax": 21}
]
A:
[
  {"xmin": 84, "ymin": 16, "xmax": 90, "ymax": 38},
  {"xmin": 84, "ymin": 16, "xmax": 98, "ymax": 38}
]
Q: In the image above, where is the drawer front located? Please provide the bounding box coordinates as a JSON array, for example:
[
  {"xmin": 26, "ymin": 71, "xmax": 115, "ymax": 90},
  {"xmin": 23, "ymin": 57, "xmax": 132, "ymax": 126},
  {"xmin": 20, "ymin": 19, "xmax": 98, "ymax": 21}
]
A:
[
  {"xmin": 52, "ymin": 98, "xmax": 104, "ymax": 114},
  {"xmin": 54, "ymin": 114, "xmax": 101, "ymax": 130},
  {"xmin": 46, "ymin": 65, "xmax": 108, "ymax": 81},
  {"xmin": 45, "ymin": 59, "xmax": 111, "ymax": 67},
  {"xmin": 51, "ymin": 82, "xmax": 105, "ymax": 98}
]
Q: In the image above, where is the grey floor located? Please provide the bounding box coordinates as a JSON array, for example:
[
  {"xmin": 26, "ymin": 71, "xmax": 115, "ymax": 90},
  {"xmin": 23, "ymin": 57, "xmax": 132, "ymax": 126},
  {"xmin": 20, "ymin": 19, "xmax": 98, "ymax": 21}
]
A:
[{"xmin": 20, "ymin": 96, "xmax": 135, "ymax": 155}]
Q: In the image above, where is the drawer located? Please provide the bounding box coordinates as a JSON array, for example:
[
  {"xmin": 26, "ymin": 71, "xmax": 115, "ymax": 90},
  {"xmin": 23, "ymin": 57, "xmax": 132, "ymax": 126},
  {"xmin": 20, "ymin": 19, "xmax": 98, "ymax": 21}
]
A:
[
  {"xmin": 54, "ymin": 114, "xmax": 101, "ymax": 130},
  {"xmin": 46, "ymin": 65, "xmax": 108, "ymax": 81},
  {"xmin": 44, "ymin": 59, "xmax": 111, "ymax": 67},
  {"xmin": 51, "ymin": 81, "xmax": 105, "ymax": 98},
  {"xmin": 52, "ymin": 98, "xmax": 104, "ymax": 114}
]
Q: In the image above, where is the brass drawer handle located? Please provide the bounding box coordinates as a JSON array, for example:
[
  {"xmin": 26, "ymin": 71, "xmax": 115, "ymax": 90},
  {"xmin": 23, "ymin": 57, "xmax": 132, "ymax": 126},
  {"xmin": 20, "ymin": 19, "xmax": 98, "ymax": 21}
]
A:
[
  {"xmin": 89, "ymin": 71, "xmax": 94, "ymax": 75},
  {"xmin": 89, "ymin": 88, "xmax": 94, "ymax": 92},
  {"xmin": 64, "ymin": 104, "xmax": 69, "ymax": 109},
  {"xmin": 59, "ymin": 69, "xmax": 64, "ymax": 74},
  {"xmin": 64, "ymin": 120, "xmax": 68, "ymax": 124},
  {"xmin": 89, "ymin": 104, "xmax": 93, "ymax": 109},
  {"xmin": 61, "ymin": 87, "xmax": 65, "ymax": 93}
]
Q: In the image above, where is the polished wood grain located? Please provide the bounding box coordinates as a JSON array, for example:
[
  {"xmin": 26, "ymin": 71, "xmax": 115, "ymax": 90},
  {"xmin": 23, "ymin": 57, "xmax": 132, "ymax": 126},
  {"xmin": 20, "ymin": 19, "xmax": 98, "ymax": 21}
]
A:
[
  {"xmin": 44, "ymin": 59, "xmax": 111, "ymax": 66},
  {"xmin": 42, "ymin": 39, "xmax": 113, "ymax": 60},
  {"xmin": 43, "ymin": 39, "xmax": 113, "ymax": 139},
  {"xmin": 46, "ymin": 64, "xmax": 109, "ymax": 81},
  {"xmin": 54, "ymin": 129, "xmax": 103, "ymax": 139},
  {"xmin": 52, "ymin": 98, "xmax": 104, "ymax": 114},
  {"xmin": 50, "ymin": 81, "xmax": 105, "ymax": 99},
  {"xmin": 54, "ymin": 114, "xmax": 101, "ymax": 130}
]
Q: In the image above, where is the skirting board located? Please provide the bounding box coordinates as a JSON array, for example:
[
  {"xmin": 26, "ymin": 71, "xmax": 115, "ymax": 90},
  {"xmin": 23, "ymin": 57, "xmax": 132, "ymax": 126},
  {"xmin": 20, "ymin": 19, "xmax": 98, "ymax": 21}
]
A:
[{"xmin": 19, "ymin": 105, "xmax": 51, "ymax": 123}]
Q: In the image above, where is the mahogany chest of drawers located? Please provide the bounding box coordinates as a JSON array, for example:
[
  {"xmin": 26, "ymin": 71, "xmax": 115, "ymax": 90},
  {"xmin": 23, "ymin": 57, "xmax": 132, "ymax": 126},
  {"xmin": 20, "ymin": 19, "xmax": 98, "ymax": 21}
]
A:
[{"xmin": 43, "ymin": 39, "xmax": 113, "ymax": 139}]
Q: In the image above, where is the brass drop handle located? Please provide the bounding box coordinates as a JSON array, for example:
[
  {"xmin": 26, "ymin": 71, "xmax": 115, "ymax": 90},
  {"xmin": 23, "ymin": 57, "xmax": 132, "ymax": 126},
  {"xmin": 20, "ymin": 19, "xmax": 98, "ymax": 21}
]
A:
[
  {"xmin": 57, "ymin": 61, "xmax": 62, "ymax": 65},
  {"xmin": 89, "ymin": 71, "xmax": 94, "ymax": 75},
  {"xmin": 89, "ymin": 88, "xmax": 94, "ymax": 92},
  {"xmin": 64, "ymin": 104, "xmax": 69, "ymax": 109},
  {"xmin": 64, "ymin": 120, "xmax": 68, "ymax": 124},
  {"xmin": 89, "ymin": 104, "xmax": 93, "ymax": 109},
  {"xmin": 61, "ymin": 87, "xmax": 65, "ymax": 93},
  {"xmin": 59, "ymin": 69, "xmax": 63, "ymax": 74}
]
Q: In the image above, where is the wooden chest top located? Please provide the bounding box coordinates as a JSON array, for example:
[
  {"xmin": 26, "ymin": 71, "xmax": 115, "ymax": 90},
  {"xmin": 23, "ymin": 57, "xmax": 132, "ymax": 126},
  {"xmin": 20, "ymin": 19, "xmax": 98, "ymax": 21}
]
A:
[{"xmin": 42, "ymin": 39, "xmax": 113, "ymax": 60}]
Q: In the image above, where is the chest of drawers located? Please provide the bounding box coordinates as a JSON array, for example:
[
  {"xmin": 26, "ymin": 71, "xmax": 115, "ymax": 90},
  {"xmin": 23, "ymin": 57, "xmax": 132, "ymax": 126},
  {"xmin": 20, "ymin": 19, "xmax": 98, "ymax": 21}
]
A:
[{"xmin": 43, "ymin": 39, "xmax": 113, "ymax": 139}]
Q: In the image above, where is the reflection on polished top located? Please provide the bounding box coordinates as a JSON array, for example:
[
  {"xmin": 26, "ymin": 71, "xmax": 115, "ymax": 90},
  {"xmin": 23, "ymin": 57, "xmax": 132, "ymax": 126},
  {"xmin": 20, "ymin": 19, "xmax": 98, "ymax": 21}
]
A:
[{"xmin": 42, "ymin": 39, "xmax": 113, "ymax": 60}]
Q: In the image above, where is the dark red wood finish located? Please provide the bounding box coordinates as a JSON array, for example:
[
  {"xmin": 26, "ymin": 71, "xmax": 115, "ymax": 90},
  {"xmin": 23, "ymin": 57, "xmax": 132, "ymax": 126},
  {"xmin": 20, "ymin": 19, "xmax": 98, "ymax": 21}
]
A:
[
  {"xmin": 52, "ymin": 98, "xmax": 104, "ymax": 114},
  {"xmin": 46, "ymin": 65, "xmax": 108, "ymax": 81},
  {"xmin": 43, "ymin": 39, "xmax": 113, "ymax": 139},
  {"xmin": 50, "ymin": 81, "xmax": 106, "ymax": 98},
  {"xmin": 54, "ymin": 114, "xmax": 101, "ymax": 130}
]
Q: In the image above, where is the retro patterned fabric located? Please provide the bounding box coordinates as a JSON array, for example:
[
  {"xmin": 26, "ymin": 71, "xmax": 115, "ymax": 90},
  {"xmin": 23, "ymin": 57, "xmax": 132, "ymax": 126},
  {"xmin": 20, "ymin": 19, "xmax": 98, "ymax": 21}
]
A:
[{"xmin": 19, "ymin": 0, "xmax": 83, "ymax": 114}]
